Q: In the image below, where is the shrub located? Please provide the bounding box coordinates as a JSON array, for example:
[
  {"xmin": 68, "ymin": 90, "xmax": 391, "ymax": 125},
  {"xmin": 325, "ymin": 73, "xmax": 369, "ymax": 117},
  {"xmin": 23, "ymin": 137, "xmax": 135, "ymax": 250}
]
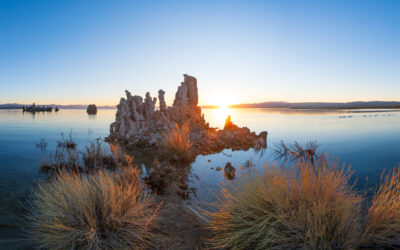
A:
[
  {"xmin": 161, "ymin": 122, "xmax": 193, "ymax": 160},
  {"xmin": 39, "ymin": 142, "xmax": 81, "ymax": 173},
  {"xmin": 364, "ymin": 166, "xmax": 400, "ymax": 248},
  {"xmin": 57, "ymin": 131, "xmax": 76, "ymax": 149},
  {"xmin": 25, "ymin": 168, "xmax": 160, "ymax": 249},
  {"xmin": 83, "ymin": 140, "xmax": 118, "ymax": 171},
  {"xmin": 273, "ymin": 140, "xmax": 323, "ymax": 166},
  {"xmin": 144, "ymin": 164, "xmax": 173, "ymax": 194},
  {"xmin": 40, "ymin": 139, "xmax": 131, "ymax": 174},
  {"xmin": 207, "ymin": 159, "xmax": 364, "ymax": 249}
]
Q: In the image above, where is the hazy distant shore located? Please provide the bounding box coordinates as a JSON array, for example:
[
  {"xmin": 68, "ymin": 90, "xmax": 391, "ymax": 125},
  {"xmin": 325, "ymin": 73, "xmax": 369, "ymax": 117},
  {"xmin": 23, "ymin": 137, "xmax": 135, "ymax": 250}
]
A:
[
  {"xmin": 2, "ymin": 101, "xmax": 400, "ymax": 110},
  {"xmin": 0, "ymin": 104, "xmax": 116, "ymax": 109},
  {"xmin": 228, "ymin": 101, "xmax": 400, "ymax": 110}
]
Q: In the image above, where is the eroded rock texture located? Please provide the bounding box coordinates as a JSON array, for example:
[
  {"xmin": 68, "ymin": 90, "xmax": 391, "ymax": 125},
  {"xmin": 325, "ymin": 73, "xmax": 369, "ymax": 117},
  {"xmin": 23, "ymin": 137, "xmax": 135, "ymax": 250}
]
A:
[{"xmin": 108, "ymin": 74, "xmax": 267, "ymax": 158}]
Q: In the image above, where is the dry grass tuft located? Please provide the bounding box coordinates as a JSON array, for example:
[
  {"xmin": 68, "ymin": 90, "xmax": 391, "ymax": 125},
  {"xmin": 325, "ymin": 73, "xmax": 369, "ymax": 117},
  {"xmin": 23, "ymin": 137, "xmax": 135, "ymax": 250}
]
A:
[
  {"xmin": 207, "ymin": 159, "xmax": 364, "ymax": 249},
  {"xmin": 109, "ymin": 142, "xmax": 120, "ymax": 158},
  {"xmin": 364, "ymin": 166, "xmax": 400, "ymax": 247},
  {"xmin": 161, "ymin": 122, "xmax": 193, "ymax": 160},
  {"xmin": 25, "ymin": 168, "xmax": 160, "ymax": 249}
]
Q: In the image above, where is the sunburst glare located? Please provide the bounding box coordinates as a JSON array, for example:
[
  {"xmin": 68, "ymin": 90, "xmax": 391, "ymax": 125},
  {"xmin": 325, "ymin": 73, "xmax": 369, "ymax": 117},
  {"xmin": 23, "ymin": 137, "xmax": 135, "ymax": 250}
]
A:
[
  {"xmin": 208, "ymin": 93, "xmax": 238, "ymax": 127},
  {"xmin": 211, "ymin": 106, "xmax": 235, "ymax": 128},
  {"xmin": 210, "ymin": 93, "xmax": 237, "ymax": 109}
]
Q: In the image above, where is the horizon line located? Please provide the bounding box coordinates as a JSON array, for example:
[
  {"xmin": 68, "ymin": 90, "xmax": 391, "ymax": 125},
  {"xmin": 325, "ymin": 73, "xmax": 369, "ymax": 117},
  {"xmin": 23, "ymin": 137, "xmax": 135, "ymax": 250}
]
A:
[{"xmin": 2, "ymin": 100, "xmax": 400, "ymax": 107}]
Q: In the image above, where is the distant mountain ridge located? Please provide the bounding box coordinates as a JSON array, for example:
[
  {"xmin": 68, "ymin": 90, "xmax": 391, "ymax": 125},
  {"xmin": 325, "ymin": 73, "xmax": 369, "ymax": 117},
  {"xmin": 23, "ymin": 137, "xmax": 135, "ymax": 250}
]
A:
[
  {"xmin": 229, "ymin": 101, "xmax": 400, "ymax": 109},
  {"xmin": 0, "ymin": 103, "xmax": 116, "ymax": 109},
  {"xmin": 2, "ymin": 101, "xmax": 400, "ymax": 110}
]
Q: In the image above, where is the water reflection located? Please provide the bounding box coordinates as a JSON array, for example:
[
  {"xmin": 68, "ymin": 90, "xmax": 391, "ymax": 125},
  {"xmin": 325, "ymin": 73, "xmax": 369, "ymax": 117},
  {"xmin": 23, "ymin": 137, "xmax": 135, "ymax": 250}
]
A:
[
  {"xmin": 191, "ymin": 108, "xmax": 400, "ymax": 211},
  {"xmin": 0, "ymin": 109, "xmax": 116, "ymax": 240},
  {"xmin": 210, "ymin": 107, "xmax": 235, "ymax": 127},
  {"xmin": 1, "ymin": 108, "xmax": 400, "ymax": 241},
  {"xmin": 88, "ymin": 113, "xmax": 97, "ymax": 120}
]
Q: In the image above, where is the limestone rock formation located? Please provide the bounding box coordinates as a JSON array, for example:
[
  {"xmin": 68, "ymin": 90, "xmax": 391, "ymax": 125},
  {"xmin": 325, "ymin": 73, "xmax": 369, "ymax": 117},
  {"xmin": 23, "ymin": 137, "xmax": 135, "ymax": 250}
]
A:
[
  {"xmin": 158, "ymin": 90, "xmax": 167, "ymax": 113},
  {"xmin": 173, "ymin": 74, "xmax": 198, "ymax": 107},
  {"xmin": 108, "ymin": 74, "xmax": 267, "ymax": 160},
  {"xmin": 87, "ymin": 104, "xmax": 97, "ymax": 114}
]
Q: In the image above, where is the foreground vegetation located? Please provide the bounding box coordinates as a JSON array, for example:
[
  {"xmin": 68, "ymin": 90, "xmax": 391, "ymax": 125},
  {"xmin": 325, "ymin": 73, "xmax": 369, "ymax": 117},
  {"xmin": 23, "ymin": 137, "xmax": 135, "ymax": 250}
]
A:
[
  {"xmin": 25, "ymin": 168, "xmax": 160, "ymax": 249},
  {"xmin": 207, "ymin": 157, "xmax": 400, "ymax": 249},
  {"xmin": 29, "ymin": 135, "xmax": 161, "ymax": 249},
  {"xmin": 364, "ymin": 168, "xmax": 400, "ymax": 248},
  {"xmin": 160, "ymin": 121, "xmax": 193, "ymax": 161},
  {"xmin": 207, "ymin": 159, "xmax": 363, "ymax": 249},
  {"xmin": 30, "ymin": 137, "xmax": 400, "ymax": 249},
  {"xmin": 39, "ymin": 136, "xmax": 129, "ymax": 174}
]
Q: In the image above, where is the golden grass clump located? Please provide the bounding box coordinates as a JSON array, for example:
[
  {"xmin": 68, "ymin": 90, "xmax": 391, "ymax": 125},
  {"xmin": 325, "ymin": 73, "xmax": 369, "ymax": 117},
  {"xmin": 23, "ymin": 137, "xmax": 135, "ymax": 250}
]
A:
[
  {"xmin": 109, "ymin": 142, "xmax": 120, "ymax": 158},
  {"xmin": 25, "ymin": 168, "xmax": 160, "ymax": 249},
  {"xmin": 207, "ymin": 160, "xmax": 364, "ymax": 249},
  {"xmin": 161, "ymin": 122, "xmax": 193, "ymax": 159},
  {"xmin": 364, "ymin": 166, "xmax": 400, "ymax": 247}
]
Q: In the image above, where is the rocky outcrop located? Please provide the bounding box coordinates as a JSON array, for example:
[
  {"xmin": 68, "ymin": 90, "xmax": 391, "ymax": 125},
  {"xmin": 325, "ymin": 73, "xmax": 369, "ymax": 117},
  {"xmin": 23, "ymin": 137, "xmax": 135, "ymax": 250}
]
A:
[
  {"xmin": 108, "ymin": 74, "xmax": 267, "ymax": 160},
  {"xmin": 224, "ymin": 162, "xmax": 236, "ymax": 180},
  {"xmin": 87, "ymin": 104, "xmax": 97, "ymax": 114}
]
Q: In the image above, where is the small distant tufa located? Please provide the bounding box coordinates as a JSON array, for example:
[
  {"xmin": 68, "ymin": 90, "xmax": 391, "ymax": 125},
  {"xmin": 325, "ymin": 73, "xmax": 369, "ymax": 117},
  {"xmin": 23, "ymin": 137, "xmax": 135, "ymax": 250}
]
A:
[
  {"xmin": 87, "ymin": 104, "xmax": 97, "ymax": 114},
  {"xmin": 23, "ymin": 103, "xmax": 52, "ymax": 113}
]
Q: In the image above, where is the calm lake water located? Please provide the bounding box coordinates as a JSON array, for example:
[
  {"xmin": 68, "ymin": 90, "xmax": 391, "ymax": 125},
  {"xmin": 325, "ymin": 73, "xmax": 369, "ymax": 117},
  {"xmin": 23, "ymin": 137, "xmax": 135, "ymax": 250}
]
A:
[{"xmin": 1, "ymin": 108, "xmax": 400, "ymax": 242}]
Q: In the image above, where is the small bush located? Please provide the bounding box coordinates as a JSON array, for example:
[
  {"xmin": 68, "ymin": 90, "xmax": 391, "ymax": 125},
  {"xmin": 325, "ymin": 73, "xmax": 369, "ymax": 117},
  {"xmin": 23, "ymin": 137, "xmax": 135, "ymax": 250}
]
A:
[
  {"xmin": 144, "ymin": 164, "xmax": 173, "ymax": 194},
  {"xmin": 35, "ymin": 138, "xmax": 48, "ymax": 152},
  {"xmin": 40, "ymin": 139, "xmax": 130, "ymax": 174},
  {"xmin": 83, "ymin": 140, "xmax": 118, "ymax": 171},
  {"xmin": 39, "ymin": 143, "xmax": 81, "ymax": 173},
  {"xmin": 39, "ymin": 133, "xmax": 81, "ymax": 174},
  {"xmin": 273, "ymin": 140, "xmax": 322, "ymax": 165},
  {"xmin": 57, "ymin": 131, "xmax": 76, "ymax": 149},
  {"xmin": 25, "ymin": 168, "xmax": 160, "ymax": 249},
  {"xmin": 364, "ymin": 166, "xmax": 400, "ymax": 247},
  {"xmin": 161, "ymin": 122, "xmax": 193, "ymax": 160},
  {"xmin": 207, "ymin": 159, "xmax": 364, "ymax": 249}
]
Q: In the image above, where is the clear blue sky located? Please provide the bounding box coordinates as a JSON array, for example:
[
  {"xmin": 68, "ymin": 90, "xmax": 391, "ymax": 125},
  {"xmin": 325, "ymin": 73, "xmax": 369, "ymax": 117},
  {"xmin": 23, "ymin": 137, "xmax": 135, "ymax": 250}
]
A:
[{"xmin": 0, "ymin": 0, "xmax": 399, "ymax": 105}]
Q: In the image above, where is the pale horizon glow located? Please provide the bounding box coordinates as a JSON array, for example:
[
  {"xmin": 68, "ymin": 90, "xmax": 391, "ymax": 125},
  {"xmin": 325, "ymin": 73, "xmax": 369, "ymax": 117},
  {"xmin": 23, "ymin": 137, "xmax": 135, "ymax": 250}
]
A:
[{"xmin": 1, "ymin": 1, "xmax": 400, "ymax": 106}]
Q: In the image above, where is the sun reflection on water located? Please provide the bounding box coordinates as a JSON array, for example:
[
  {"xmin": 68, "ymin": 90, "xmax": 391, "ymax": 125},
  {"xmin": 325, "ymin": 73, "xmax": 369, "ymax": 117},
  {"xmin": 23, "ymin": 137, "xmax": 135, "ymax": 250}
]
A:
[{"xmin": 210, "ymin": 107, "xmax": 235, "ymax": 128}]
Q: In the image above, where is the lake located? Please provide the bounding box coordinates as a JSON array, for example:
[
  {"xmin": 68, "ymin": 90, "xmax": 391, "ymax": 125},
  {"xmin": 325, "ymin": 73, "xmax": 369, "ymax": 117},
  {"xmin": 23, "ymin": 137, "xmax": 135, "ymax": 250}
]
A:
[{"xmin": 1, "ymin": 108, "xmax": 400, "ymax": 243}]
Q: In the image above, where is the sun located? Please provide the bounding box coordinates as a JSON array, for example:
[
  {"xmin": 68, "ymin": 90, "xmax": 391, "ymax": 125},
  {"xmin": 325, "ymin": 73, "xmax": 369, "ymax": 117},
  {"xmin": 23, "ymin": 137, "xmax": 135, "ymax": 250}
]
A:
[
  {"xmin": 210, "ymin": 93, "xmax": 237, "ymax": 109},
  {"xmin": 208, "ymin": 93, "xmax": 237, "ymax": 127}
]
